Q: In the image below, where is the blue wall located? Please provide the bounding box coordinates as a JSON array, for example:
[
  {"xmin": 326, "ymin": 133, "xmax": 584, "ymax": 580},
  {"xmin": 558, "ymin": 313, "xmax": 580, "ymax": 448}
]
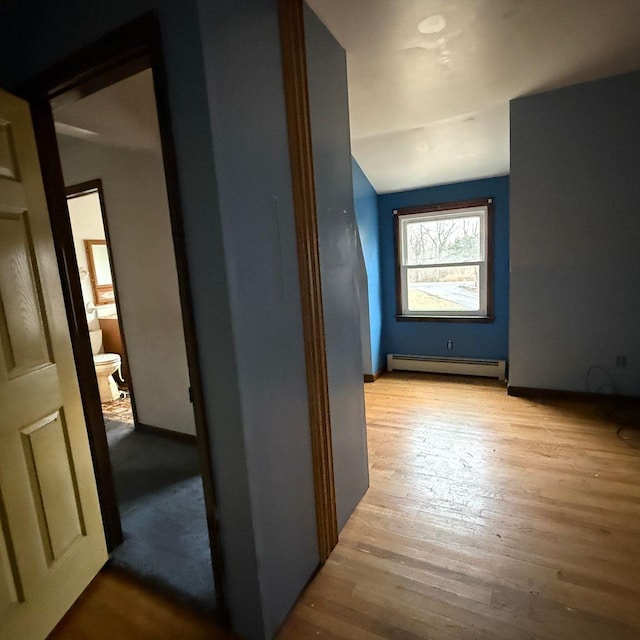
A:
[
  {"xmin": 305, "ymin": 6, "xmax": 369, "ymax": 531},
  {"xmin": 352, "ymin": 159, "xmax": 384, "ymax": 374},
  {"xmin": 198, "ymin": 2, "xmax": 322, "ymax": 636},
  {"xmin": 377, "ymin": 176, "xmax": 510, "ymax": 361},
  {"xmin": 510, "ymin": 72, "xmax": 640, "ymax": 395}
]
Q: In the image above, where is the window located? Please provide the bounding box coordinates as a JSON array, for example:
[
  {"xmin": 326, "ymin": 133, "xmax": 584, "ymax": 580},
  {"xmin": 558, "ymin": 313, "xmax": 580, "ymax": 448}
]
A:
[{"xmin": 394, "ymin": 198, "xmax": 493, "ymax": 321}]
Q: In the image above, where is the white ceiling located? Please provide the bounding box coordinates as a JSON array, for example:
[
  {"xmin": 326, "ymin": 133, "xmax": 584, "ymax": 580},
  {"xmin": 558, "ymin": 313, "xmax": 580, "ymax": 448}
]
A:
[
  {"xmin": 54, "ymin": 69, "xmax": 161, "ymax": 152},
  {"xmin": 306, "ymin": 0, "xmax": 640, "ymax": 194}
]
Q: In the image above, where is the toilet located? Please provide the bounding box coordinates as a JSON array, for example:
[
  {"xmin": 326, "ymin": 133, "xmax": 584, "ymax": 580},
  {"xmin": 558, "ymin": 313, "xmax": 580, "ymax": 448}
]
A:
[{"xmin": 89, "ymin": 329, "xmax": 122, "ymax": 403}]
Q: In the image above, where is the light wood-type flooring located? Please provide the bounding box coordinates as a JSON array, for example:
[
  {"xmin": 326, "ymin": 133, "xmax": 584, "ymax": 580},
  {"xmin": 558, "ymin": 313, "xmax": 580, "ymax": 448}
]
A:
[
  {"xmin": 47, "ymin": 567, "xmax": 230, "ymax": 640},
  {"xmin": 277, "ymin": 373, "xmax": 640, "ymax": 639},
  {"xmin": 48, "ymin": 373, "xmax": 640, "ymax": 639}
]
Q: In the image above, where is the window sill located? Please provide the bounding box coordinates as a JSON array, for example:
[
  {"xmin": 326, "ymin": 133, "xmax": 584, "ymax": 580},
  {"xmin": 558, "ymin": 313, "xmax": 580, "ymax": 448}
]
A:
[{"xmin": 395, "ymin": 314, "xmax": 494, "ymax": 323}]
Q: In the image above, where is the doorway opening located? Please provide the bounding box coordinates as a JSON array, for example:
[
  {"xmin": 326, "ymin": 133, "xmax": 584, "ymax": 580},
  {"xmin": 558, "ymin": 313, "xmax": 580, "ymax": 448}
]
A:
[{"xmin": 51, "ymin": 66, "xmax": 217, "ymax": 615}]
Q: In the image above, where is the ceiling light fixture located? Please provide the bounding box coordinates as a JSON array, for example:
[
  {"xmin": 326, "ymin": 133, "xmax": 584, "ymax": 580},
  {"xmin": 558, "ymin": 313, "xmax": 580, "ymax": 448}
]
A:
[{"xmin": 418, "ymin": 14, "xmax": 447, "ymax": 35}]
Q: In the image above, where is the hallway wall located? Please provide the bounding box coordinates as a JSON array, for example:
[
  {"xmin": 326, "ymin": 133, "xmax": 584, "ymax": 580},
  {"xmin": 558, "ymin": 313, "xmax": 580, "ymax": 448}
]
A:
[
  {"xmin": 305, "ymin": 4, "xmax": 369, "ymax": 530},
  {"xmin": 196, "ymin": 1, "xmax": 319, "ymax": 636}
]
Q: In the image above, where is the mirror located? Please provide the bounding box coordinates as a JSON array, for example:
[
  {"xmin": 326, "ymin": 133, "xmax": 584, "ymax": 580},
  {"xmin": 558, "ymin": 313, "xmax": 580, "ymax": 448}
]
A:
[{"xmin": 85, "ymin": 239, "xmax": 115, "ymax": 305}]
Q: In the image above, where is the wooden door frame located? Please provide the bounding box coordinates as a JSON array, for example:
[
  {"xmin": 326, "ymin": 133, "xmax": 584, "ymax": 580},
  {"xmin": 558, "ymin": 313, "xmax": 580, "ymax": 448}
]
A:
[
  {"xmin": 17, "ymin": 13, "xmax": 228, "ymax": 625},
  {"xmin": 278, "ymin": 0, "xmax": 339, "ymax": 561}
]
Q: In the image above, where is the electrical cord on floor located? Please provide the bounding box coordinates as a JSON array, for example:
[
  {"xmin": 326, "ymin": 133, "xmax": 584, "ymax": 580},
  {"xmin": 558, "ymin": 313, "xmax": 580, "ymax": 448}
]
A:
[
  {"xmin": 616, "ymin": 421, "xmax": 640, "ymax": 451},
  {"xmin": 585, "ymin": 365, "xmax": 618, "ymax": 395},
  {"xmin": 606, "ymin": 404, "xmax": 640, "ymax": 452},
  {"xmin": 584, "ymin": 365, "xmax": 640, "ymax": 451}
]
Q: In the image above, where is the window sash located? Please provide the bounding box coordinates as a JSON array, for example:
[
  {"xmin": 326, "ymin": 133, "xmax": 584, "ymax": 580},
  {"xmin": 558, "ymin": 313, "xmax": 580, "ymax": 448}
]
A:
[
  {"xmin": 398, "ymin": 204, "xmax": 489, "ymax": 317},
  {"xmin": 400, "ymin": 262, "xmax": 487, "ymax": 316},
  {"xmin": 400, "ymin": 207, "xmax": 486, "ymax": 267}
]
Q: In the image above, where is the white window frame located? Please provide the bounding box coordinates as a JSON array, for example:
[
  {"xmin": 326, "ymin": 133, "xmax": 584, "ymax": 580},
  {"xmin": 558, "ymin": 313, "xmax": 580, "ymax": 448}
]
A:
[{"xmin": 395, "ymin": 199, "xmax": 492, "ymax": 320}]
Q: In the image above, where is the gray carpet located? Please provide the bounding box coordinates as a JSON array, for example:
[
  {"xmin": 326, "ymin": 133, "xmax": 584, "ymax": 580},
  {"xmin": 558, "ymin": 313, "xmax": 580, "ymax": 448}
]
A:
[{"xmin": 104, "ymin": 419, "xmax": 216, "ymax": 615}]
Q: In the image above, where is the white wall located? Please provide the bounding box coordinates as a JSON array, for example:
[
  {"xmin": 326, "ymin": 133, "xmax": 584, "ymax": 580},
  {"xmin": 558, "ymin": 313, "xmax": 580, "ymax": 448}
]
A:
[
  {"xmin": 59, "ymin": 136, "xmax": 196, "ymax": 434},
  {"xmin": 510, "ymin": 71, "xmax": 640, "ymax": 396}
]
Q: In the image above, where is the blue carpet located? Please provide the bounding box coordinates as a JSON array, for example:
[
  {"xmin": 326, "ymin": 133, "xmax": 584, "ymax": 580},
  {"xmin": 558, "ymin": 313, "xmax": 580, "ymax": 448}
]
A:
[{"xmin": 105, "ymin": 422, "xmax": 216, "ymax": 615}]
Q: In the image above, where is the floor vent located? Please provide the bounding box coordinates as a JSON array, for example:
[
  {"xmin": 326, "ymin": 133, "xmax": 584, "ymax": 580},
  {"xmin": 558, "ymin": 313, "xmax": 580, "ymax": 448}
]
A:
[{"xmin": 387, "ymin": 354, "xmax": 506, "ymax": 381}]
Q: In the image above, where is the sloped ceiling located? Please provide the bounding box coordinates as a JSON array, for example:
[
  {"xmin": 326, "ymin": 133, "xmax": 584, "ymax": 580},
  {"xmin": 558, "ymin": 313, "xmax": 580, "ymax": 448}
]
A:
[
  {"xmin": 306, "ymin": 0, "xmax": 640, "ymax": 193},
  {"xmin": 54, "ymin": 69, "xmax": 161, "ymax": 152}
]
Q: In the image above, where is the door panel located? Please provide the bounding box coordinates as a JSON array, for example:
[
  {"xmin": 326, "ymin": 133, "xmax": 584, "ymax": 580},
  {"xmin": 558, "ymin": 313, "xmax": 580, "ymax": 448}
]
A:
[
  {"xmin": 21, "ymin": 411, "xmax": 85, "ymax": 563},
  {"xmin": 0, "ymin": 494, "xmax": 21, "ymax": 619},
  {"xmin": 0, "ymin": 208, "xmax": 53, "ymax": 375},
  {"xmin": 0, "ymin": 121, "xmax": 19, "ymax": 180},
  {"xmin": 0, "ymin": 89, "xmax": 107, "ymax": 640}
]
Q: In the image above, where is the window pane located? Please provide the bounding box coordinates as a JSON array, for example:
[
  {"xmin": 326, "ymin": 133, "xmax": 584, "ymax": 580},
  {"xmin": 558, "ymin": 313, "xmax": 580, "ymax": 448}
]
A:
[
  {"xmin": 405, "ymin": 215, "xmax": 481, "ymax": 265},
  {"xmin": 407, "ymin": 265, "xmax": 480, "ymax": 312}
]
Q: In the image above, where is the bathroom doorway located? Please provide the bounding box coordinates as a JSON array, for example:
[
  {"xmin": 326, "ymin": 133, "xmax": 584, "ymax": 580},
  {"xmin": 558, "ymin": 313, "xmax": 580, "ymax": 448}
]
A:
[
  {"xmin": 65, "ymin": 182, "xmax": 133, "ymax": 408},
  {"xmin": 40, "ymin": 58, "xmax": 222, "ymax": 617}
]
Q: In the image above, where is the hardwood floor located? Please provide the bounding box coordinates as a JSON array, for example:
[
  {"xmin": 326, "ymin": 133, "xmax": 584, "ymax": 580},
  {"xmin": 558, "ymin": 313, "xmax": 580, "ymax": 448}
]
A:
[
  {"xmin": 47, "ymin": 566, "xmax": 232, "ymax": 640},
  {"xmin": 47, "ymin": 372, "xmax": 640, "ymax": 639},
  {"xmin": 277, "ymin": 372, "xmax": 640, "ymax": 639}
]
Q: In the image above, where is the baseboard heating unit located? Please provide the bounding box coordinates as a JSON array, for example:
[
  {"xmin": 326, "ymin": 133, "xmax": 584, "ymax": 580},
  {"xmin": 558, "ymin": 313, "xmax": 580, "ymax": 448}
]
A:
[{"xmin": 387, "ymin": 354, "xmax": 506, "ymax": 381}]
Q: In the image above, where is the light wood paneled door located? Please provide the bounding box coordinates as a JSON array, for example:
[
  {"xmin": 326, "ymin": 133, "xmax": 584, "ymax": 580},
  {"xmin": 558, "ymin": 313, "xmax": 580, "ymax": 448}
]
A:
[{"xmin": 0, "ymin": 89, "xmax": 107, "ymax": 640}]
